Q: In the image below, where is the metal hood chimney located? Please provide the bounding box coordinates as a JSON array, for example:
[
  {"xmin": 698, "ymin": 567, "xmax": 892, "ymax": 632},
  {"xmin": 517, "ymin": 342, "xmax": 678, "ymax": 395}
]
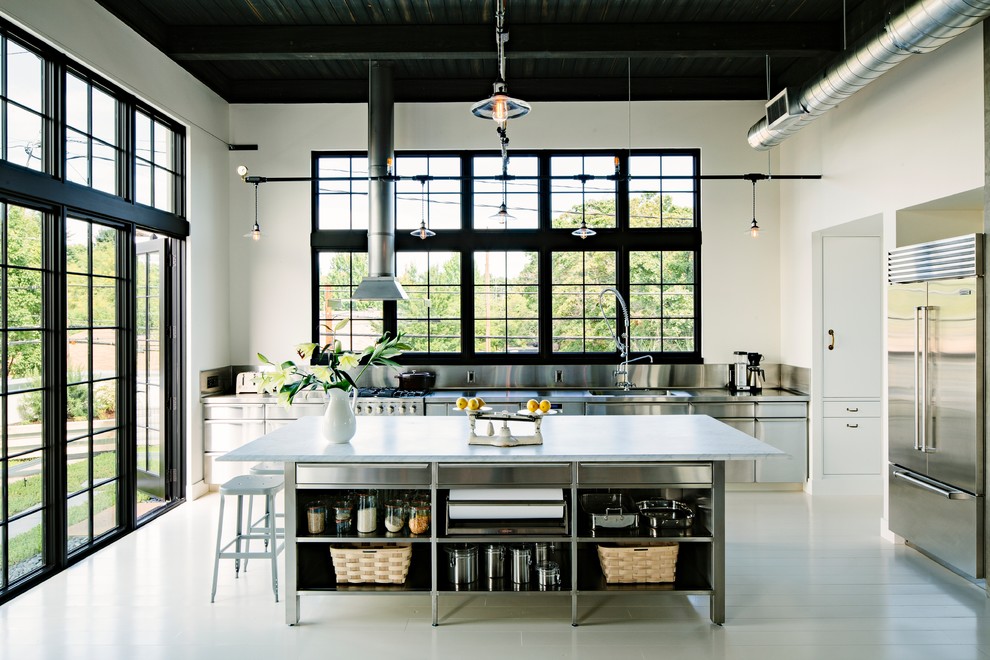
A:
[
  {"xmin": 352, "ymin": 62, "xmax": 408, "ymax": 301},
  {"xmin": 747, "ymin": 0, "xmax": 990, "ymax": 150}
]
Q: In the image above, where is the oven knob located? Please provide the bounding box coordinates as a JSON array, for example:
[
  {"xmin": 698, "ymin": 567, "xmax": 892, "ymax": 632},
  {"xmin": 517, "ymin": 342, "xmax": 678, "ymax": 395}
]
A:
[
  {"xmin": 388, "ymin": 404, "xmax": 396, "ymax": 415},
  {"xmin": 398, "ymin": 404, "xmax": 406, "ymax": 415},
  {"xmin": 354, "ymin": 403, "xmax": 362, "ymax": 415},
  {"xmin": 376, "ymin": 404, "xmax": 385, "ymax": 415},
  {"xmin": 409, "ymin": 403, "xmax": 418, "ymax": 414}
]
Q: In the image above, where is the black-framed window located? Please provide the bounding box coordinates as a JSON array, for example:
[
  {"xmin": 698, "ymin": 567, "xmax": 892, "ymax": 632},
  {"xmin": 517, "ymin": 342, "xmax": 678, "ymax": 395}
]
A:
[
  {"xmin": 1, "ymin": 34, "xmax": 48, "ymax": 173},
  {"xmin": 312, "ymin": 149, "xmax": 702, "ymax": 364},
  {"xmin": 64, "ymin": 72, "xmax": 121, "ymax": 195},
  {"xmin": 316, "ymin": 251, "xmax": 383, "ymax": 352}
]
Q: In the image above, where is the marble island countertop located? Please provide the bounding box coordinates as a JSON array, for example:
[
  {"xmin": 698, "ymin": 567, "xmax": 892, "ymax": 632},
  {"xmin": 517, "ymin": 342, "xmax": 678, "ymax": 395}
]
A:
[{"xmin": 219, "ymin": 413, "xmax": 785, "ymax": 463}]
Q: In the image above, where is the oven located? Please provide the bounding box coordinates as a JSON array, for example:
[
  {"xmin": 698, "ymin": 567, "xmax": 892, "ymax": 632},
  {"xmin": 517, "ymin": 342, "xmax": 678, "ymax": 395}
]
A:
[{"xmin": 354, "ymin": 387, "xmax": 427, "ymax": 416}]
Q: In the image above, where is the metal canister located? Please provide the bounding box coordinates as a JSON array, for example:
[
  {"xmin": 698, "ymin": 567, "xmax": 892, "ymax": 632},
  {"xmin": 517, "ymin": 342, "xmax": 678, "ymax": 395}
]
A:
[
  {"xmin": 535, "ymin": 561, "xmax": 561, "ymax": 590},
  {"xmin": 483, "ymin": 544, "xmax": 506, "ymax": 579},
  {"xmin": 509, "ymin": 545, "xmax": 532, "ymax": 584},
  {"xmin": 445, "ymin": 544, "xmax": 478, "ymax": 585},
  {"xmin": 534, "ymin": 542, "xmax": 557, "ymax": 565}
]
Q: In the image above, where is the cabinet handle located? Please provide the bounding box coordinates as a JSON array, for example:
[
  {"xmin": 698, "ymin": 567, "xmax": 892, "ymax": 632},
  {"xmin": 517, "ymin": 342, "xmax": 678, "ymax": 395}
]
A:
[
  {"xmin": 827, "ymin": 329, "xmax": 835, "ymax": 351},
  {"xmin": 846, "ymin": 423, "xmax": 859, "ymax": 428},
  {"xmin": 845, "ymin": 407, "xmax": 859, "ymax": 413}
]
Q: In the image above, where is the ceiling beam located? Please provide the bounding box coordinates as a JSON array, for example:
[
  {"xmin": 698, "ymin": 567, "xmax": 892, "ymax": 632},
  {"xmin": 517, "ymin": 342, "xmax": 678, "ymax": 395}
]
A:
[
  {"xmin": 215, "ymin": 76, "xmax": 768, "ymax": 103},
  {"xmin": 167, "ymin": 23, "xmax": 839, "ymax": 61}
]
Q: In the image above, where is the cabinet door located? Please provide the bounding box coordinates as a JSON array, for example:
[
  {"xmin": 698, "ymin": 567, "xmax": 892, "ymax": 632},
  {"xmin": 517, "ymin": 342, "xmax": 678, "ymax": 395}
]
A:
[
  {"xmin": 755, "ymin": 418, "xmax": 807, "ymax": 482},
  {"xmin": 823, "ymin": 416, "xmax": 882, "ymax": 475},
  {"xmin": 822, "ymin": 235, "xmax": 883, "ymax": 399},
  {"xmin": 203, "ymin": 420, "xmax": 266, "ymax": 451},
  {"xmin": 717, "ymin": 418, "xmax": 756, "ymax": 483}
]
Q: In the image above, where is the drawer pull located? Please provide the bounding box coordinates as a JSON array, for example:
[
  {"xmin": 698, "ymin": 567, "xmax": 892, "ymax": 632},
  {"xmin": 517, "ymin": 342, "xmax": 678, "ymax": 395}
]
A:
[
  {"xmin": 846, "ymin": 407, "xmax": 859, "ymax": 413},
  {"xmin": 846, "ymin": 423, "xmax": 859, "ymax": 428}
]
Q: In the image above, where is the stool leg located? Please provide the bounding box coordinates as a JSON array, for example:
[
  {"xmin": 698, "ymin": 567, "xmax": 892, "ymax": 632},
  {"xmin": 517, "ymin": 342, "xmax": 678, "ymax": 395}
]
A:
[
  {"xmin": 268, "ymin": 492, "xmax": 279, "ymax": 602},
  {"xmin": 263, "ymin": 495, "xmax": 271, "ymax": 551},
  {"xmin": 211, "ymin": 493, "xmax": 226, "ymax": 603},
  {"xmin": 235, "ymin": 494, "xmax": 244, "ymax": 575}
]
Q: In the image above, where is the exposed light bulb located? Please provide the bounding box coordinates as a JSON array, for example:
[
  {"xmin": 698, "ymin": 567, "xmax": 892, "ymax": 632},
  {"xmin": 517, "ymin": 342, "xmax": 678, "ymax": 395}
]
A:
[
  {"xmin": 572, "ymin": 220, "xmax": 597, "ymax": 239},
  {"xmin": 251, "ymin": 222, "xmax": 261, "ymax": 241},
  {"xmin": 236, "ymin": 165, "xmax": 249, "ymax": 178},
  {"xmin": 749, "ymin": 218, "xmax": 760, "ymax": 239},
  {"xmin": 411, "ymin": 222, "xmax": 435, "ymax": 240},
  {"xmin": 491, "ymin": 95, "xmax": 509, "ymax": 124}
]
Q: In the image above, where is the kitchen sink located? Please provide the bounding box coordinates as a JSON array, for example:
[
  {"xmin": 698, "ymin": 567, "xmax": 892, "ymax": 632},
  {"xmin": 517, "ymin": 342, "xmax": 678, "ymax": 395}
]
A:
[{"xmin": 588, "ymin": 388, "xmax": 691, "ymax": 397}]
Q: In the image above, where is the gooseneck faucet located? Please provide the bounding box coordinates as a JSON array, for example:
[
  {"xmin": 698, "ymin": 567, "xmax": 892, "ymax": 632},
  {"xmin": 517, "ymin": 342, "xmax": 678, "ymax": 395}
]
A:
[{"xmin": 597, "ymin": 287, "xmax": 653, "ymax": 390}]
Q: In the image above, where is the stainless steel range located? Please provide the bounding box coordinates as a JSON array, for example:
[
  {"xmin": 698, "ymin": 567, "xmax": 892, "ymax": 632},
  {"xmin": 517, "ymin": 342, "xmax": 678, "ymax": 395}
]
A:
[{"xmin": 354, "ymin": 387, "xmax": 427, "ymax": 416}]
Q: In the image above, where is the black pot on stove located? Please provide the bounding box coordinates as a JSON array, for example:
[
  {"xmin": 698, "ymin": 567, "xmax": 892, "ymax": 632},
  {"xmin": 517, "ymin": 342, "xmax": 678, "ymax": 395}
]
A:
[{"xmin": 394, "ymin": 371, "xmax": 436, "ymax": 391}]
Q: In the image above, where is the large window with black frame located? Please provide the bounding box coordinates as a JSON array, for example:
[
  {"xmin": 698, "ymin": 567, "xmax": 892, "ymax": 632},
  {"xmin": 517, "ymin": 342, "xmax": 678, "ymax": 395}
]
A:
[
  {"xmin": 0, "ymin": 18, "xmax": 187, "ymax": 601},
  {"xmin": 313, "ymin": 149, "xmax": 700, "ymax": 363}
]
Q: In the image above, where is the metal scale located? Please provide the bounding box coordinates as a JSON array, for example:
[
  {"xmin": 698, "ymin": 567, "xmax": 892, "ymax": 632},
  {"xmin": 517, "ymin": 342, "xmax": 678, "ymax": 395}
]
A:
[{"xmin": 465, "ymin": 408, "xmax": 556, "ymax": 447}]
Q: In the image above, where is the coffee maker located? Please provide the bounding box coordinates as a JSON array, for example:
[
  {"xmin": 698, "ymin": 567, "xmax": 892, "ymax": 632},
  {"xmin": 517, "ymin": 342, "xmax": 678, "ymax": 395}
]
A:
[
  {"xmin": 729, "ymin": 351, "xmax": 765, "ymax": 393},
  {"xmin": 746, "ymin": 352, "xmax": 765, "ymax": 392}
]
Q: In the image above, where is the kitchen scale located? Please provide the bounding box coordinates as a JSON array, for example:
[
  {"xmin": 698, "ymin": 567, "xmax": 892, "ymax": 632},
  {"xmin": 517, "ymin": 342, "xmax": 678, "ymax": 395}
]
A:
[{"xmin": 465, "ymin": 408, "xmax": 557, "ymax": 447}]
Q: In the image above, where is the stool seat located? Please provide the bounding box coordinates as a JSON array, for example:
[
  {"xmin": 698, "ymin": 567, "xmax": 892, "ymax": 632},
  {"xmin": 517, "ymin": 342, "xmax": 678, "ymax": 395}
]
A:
[
  {"xmin": 219, "ymin": 474, "xmax": 283, "ymax": 496},
  {"xmin": 211, "ymin": 474, "xmax": 284, "ymax": 603},
  {"xmin": 249, "ymin": 462, "xmax": 284, "ymax": 475}
]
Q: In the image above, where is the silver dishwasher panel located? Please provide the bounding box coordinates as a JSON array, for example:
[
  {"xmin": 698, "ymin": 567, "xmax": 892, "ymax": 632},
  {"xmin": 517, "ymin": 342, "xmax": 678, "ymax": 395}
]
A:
[
  {"xmin": 889, "ymin": 464, "xmax": 983, "ymax": 578},
  {"xmin": 585, "ymin": 403, "xmax": 690, "ymax": 415}
]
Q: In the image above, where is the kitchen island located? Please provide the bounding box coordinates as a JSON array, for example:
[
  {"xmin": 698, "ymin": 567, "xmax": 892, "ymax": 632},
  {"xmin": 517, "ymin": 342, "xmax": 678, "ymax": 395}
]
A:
[{"xmin": 221, "ymin": 413, "xmax": 783, "ymax": 626}]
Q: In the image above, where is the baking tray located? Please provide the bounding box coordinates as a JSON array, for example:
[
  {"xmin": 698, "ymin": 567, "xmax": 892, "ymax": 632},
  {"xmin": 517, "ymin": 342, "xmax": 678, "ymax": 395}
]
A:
[{"xmin": 579, "ymin": 493, "xmax": 639, "ymax": 529}]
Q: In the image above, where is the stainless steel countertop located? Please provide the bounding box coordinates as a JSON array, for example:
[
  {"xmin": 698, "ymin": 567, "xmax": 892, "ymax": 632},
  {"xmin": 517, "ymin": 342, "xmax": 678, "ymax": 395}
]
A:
[{"xmin": 202, "ymin": 387, "xmax": 808, "ymax": 405}]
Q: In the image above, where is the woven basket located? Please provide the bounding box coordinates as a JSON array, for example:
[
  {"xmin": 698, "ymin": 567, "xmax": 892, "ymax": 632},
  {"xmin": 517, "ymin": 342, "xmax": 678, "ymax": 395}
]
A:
[
  {"xmin": 330, "ymin": 544, "xmax": 412, "ymax": 584},
  {"xmin": 597, "ymin": 543, "xmax": 678, "ymax": 584}
]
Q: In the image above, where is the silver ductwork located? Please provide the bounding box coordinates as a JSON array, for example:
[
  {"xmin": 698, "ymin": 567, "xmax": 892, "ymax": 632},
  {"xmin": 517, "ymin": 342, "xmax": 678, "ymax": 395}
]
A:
[
  {"xmin": 748, "ymin": 0, "xmax": 990, "ymax": 150},
  {"xmin": 352, "ymin": 61, "xmax": 408, "ymax": 300}
]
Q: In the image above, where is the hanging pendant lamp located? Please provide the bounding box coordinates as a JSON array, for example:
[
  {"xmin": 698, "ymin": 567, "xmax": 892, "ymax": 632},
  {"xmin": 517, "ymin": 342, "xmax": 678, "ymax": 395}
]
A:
[
  {"xmin": 411, "ymin": 177, "xmax": 435, "ymax": 239},
  {"xmin": 572, "ymin": 177, "xmax": 596, "ymax": 239},
  {"xmin": 471, "ymin": 0, "xmax": 530, "ymax": 125},
  {"xmin": 748, "ymin": 179, "xmax": 760, "ymax": 239}
]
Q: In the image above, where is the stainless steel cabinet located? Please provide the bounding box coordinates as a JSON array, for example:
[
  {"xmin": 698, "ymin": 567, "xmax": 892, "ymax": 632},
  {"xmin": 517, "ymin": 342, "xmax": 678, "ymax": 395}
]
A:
[
  {"xmin": 584, "ymin": 402, "xmax": 690, "ymax": 415},
  {"xmin": 755, "ymin": 418, "xmax": 807, "ymax": 482}
]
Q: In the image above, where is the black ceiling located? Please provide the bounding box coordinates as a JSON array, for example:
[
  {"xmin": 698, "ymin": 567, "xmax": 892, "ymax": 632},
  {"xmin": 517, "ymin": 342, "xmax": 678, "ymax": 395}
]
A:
[{"xmin": 94, "ymin": 0, "xmax": 895, "ymax": 104}]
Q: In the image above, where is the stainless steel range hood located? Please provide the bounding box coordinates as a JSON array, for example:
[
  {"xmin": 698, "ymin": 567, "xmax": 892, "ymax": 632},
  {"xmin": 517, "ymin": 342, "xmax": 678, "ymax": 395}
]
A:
[{"xmin": 352, "ymin": 61, "xmax": 408, "ymax": 301}]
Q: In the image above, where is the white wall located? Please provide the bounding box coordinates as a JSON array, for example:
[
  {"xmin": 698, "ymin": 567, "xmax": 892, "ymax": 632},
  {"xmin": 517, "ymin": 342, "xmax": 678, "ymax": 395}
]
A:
[
  {"xmin": 1, "ymin": 0, "xmax": 233, "ymax": 494},
  {"xmin": 228, "ymin": 100, "xmax": 780, "ymax": 366},
  {"xmin": 778, "ymin": 25, "xmax": 985, "ymax": 368}
]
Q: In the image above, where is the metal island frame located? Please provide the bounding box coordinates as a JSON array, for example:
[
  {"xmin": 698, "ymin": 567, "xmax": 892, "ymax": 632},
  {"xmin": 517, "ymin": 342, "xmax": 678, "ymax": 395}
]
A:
[{"xmin": 220, "ymin": 414, "xmax": 784, "ymax": 626}]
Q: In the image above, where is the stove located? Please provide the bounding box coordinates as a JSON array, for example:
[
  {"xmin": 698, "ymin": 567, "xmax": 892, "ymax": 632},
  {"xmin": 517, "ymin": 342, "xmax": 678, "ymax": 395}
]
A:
[{"xmin": 354, "ymin": 387, "xmax": 427, "ymax": 416}]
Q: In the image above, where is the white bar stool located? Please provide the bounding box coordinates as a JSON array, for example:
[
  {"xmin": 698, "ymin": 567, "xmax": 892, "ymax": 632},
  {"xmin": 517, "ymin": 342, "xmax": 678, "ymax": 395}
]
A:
[
  {"xmin": 210, "ymin": 474, "xmax": 284, "ymax": 603},
  {"xmin": 247, "ymin": 462, "xmax": 285, "ymax": 558}
]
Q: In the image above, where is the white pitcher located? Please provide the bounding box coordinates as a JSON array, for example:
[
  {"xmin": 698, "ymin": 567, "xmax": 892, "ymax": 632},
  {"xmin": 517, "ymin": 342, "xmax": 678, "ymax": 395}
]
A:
[{"xmin": 321, "ymin": 387, "xmax": 357, "ymax": 444}]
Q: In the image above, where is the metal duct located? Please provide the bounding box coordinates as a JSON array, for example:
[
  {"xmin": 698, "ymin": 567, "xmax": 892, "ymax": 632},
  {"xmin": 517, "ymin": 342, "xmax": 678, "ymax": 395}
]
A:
[
  {"xmin": 352, "ymin": 61, "xmax": 408, "ymax": 300},
  {"xmin": 748, "ymin": 0, "xmax": 990, "ymax": 150}
]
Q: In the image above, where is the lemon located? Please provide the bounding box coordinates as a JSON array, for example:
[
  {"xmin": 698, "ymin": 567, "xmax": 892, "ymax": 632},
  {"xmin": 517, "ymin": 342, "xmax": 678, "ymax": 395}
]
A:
[
  {"xmin": 539, "ymin": 399, "xmax": 551, "ymax": 413},
  {"xmin": 455, "ymin": 397, "xmax": 468, "ymax": 410},
  {"xmin": 467, "ymin": 398, "xmax": 481, "ymax": 411},
  {"xmin": 526, "ymin": 399, "xmax": 539, "ymax": 412},
  {"xmin": 477, "ymin": 397, "xmax": 486, "ymax": 406}
]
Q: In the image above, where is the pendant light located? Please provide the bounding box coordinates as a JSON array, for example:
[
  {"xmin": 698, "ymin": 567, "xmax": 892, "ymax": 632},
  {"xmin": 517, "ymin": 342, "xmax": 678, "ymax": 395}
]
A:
[
  {"xmin": 471, "ymin": 0, "xmax": 530, "ymax": 126},
  {"xmin": 571, "ymin": 176, "xmax": 596, "ymax": 239},
  {"xmin": 488, "ymin": 154, "xmax": 516, "ymax": 225},
  {"xmin": 411, "ymin": 177, "xmax": 435, "ymax": 239},
  {"xmin": 748, "ymin": 178, "xmax": 760, "ymax": 239},
  {"xmin": 245, "ymin": 179, "xmax": 262, "ymax": 241}
]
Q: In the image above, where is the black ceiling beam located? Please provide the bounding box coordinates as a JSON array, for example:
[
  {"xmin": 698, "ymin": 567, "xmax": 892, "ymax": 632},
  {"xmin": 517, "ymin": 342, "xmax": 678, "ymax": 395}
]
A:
[
  {"xmin": 217, "ymin": 76, "xmax": 769, "ymax": 103},
  {"xmin": 167, "ymin": 22, "xmax": 840, "ymax": 61}
]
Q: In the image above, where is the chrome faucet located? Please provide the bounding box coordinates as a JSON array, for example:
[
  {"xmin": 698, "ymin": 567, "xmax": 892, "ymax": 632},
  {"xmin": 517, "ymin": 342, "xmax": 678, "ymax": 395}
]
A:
[{"xmin": 598, "ymin": 287, "xmax": 653, "ymax": 390}]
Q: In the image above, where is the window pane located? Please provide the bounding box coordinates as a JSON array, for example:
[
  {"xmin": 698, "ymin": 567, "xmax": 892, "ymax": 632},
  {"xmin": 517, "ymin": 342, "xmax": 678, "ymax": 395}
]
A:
[
  {"xmin": 396, "ymin": 252, "xmax": 461, "ymax": 352},
  {"xmin": 8, "ymin": 510, "xmax": 44, "ymax": 583},
  {"xmin": 7, "ymin": 450, "xmax": 44, "ymax": 516},
  {"xmin": 7, "ymin": 41, "xmax": 43, "ymax": 111},
  {"xmin": 65, "ymin": 128, "xmax": 90, "ymax": 186},
  {"xmin": 5, "ymin": 104, "xmax": 43, "ymax": 170},
  {"xmin": 65, "ymin": 73, "xmax": 89, "ymax": 132},
  {"xmin": 135, "ymin": 160, "xmax": 152, "ymax": 206},
  {"xmin": 316, "ymin": 252, "xmax": 383, "ymax": 351},
  {"xmin": 92, "ymin": 224, "xmax": 117, "ymax": 277},
  {"xmin": 67, "ymin": 329, "xmax": 91, "ymax": 383},
  {"xmin": 473, "ymin": 155, "xmax": 538, "ymax": 229},
  {"xmin": 474, "ymin": 251, "xmax": 538, "ymax": 353},
  {"xmin": 65, "ymin": 218, "xmax": 89, "ymax": 273},
  {"xmin": 93, "ymin": 481, "xmax": 117, "ymax": 537},
  {"xmin": 7, "ymin": 269, "xmax": 43, "ymax": 327},
  {"xmin": 9, "ymin": 393, "xmax": 43, "ymax": 452},
  {"xmin": 551, "ymin": 251, "xmax": 616, "ymax": 353},
  {"xmin": 154, "ymin": 166, "xmax": 173, "ymax": 212},
  {"xmin": 7, "ymin": 205, "xmax": 43, "ymax": 267},
  {"xmin": 135, "ymin": 112, "xmax": 152, "ymax": 161},
  {"xmin": 66, "ymin": 490, "xmax": 91, "ymax": 547},
  {"xmin": 629, "ymin": 251, "xmax": 696, "ymax": 353},
  {"xmin": 92, "ymin": 277, "xmax": 117, "ymax": 327},
  {"xmin": 92, "ymin": 141, "xmax": 117, "ymax": 195},
  {"xmin": 91, "ymin": 87, "xmax": 116, "ymax": 144},
  {"xmin": 66, "ymin": 274, "xmax": 90, "ymax": 327},
  {"xmin": 66, "ymin": 440, "xmax": 92, "ymax": 495},
  {"xmin": 8, "ymin": 331, "xmax": 43, "ymax": 390},
  {"xmin": 153, "ymin": 120, "xmax": 173, "ymax": 169}
]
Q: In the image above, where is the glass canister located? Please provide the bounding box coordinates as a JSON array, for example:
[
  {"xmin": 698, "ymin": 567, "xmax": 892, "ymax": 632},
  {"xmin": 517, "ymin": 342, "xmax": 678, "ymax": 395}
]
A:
[
  {"xmin": 384, "ymin": 500, "xmax": 407, "ymax": 533},
  {"xmin": 536, "ymin": 561, "xmax": 561, "ymax": 590},
  {"xmin": 534, "ymin": 542, "xmax": 557, "ymax": 565},
  {"xmin": 332, "ymin": 499, "xmax": 352, "ymax": 534},
  {"xmin": 355, "ymin": 491, "xmax": 377, "ymax": 534},
  {"xmin": 306, "ymin": 502, "xmax": 327, "ymax": 535},
  {"xmin": 408, "ymin": 500, "xmax": 431, "ymax": 535}
]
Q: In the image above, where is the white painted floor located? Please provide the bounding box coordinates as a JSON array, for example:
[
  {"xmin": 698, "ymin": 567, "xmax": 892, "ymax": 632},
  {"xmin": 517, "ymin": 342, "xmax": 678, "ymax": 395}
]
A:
[{"xmin": 3, "ymin": 490, "xmax": 989, "ymax": 659}]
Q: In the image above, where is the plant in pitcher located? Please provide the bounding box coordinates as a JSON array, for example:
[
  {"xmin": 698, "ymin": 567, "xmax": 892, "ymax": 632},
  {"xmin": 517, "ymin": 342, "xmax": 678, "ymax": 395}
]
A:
[{"xmin": 256, "ymin": 324, "xmax": 409, "ymax": 406}]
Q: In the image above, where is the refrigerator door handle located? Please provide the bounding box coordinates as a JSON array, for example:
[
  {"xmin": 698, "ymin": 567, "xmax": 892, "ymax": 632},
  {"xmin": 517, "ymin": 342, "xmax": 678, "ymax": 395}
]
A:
[
  {"xmin": 892, "ymin": 469, "xmax": 975, "ymax": 500},
  {"xmin": 914, "ymin": 307, "xmax": 925, "ymax": 451},
  {"xmin": 920, "ymin": 305, "xmax": 934, "ymax": 453}
]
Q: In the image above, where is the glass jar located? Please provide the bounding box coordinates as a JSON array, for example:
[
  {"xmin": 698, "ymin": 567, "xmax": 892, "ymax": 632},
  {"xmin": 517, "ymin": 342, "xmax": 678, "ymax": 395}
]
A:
[
  {"xmin": 306, "ymin": 502, "xmax": 327, "ymax": 535},
  {"xmin": 332, "ymin": 499, "xmax": 352, "ymax": 535},
  {"xmin": 408, "ymin": 500, "xmax": 431, "ymax": 535},
  {"xmin": 355, "ymin": 491, "xmax": 377, "ymax": 534},
  {"xmin": 384, "ymin": 500, "xmax": 407, "ymax": 533}
]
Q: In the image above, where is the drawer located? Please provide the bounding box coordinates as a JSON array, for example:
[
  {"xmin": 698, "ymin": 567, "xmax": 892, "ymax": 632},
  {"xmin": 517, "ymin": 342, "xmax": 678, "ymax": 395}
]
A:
[
  {"xmin": 203, "ymin": 404, "xmax": 265, "ymax": 420},
  {"xmin": 265, "ymin": 403, "xmax": 324, "ymax": 420},
  {"xmin": 823, "ymin": 401, "xmax": 881, "ymax": 417},
  {"xmin": 754, "ymin": 402, "xmax": 807, "ymax": 418},
  {"xmin": 204, "ymin": 452, "xmax": 250, "ymax": 486},
  {"xmin": 296, "ymin": 463, "xmax": 432, "ymax": 486},
  {"xmin": 578, "ymin": 462, "xmax": 712, "ymax": 486},
  {"xmin": 438, "ymin": 463, "xmax": 571, "ymax": 486},
  {"xmin": 691, "ymin": 402, "xmax": 755, "ymax": 418},
  {"xmin": 203, "ymin": 419, "xmax": 266, "ymax": 451},
  {"xmin": 823, "ymin": 416, "xmax": 882, "ymax": 475}
]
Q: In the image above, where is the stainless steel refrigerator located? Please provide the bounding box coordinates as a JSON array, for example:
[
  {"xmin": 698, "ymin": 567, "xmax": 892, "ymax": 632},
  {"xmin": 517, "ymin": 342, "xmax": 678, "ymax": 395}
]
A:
[{"xmin": 887, "ymin": 233, "xmax": 984, "ymax": 579}]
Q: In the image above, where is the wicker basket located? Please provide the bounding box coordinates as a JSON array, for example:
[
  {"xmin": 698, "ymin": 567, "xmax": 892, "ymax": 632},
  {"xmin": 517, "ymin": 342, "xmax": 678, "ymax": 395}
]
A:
[
  {"xmin": 329, "ymin": 544, "xmax": 412, "ymax": 584},
  {"xmin": 597, "ymin": 543, "xmax": 678, "ymax": 584}
]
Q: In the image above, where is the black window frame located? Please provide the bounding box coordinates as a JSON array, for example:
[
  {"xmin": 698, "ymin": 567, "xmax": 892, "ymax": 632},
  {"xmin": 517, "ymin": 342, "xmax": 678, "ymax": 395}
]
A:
[{"xmin": 312, "ymin": 148, "xmax": 702, "ymax": 365}]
